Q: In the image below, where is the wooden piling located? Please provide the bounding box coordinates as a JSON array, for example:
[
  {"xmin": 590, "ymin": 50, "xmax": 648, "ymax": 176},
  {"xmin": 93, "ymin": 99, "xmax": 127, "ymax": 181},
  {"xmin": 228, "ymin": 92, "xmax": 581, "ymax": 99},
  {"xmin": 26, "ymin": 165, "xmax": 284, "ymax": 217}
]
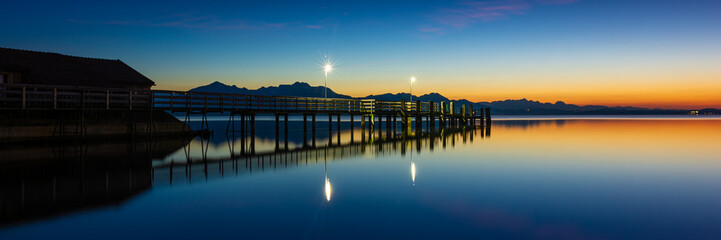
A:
[
  {"xmin": 485, "ymin": 107, "xmax": 491, "ymax": 126},
  {"xmin": 312, "ymin": 114, "xmax": 316, "ymax": 147},
  {"xmin": 336, "ymin": 114, "xmax": 341, "ymax": 141},
  {"xmin": 284, "ymin": 114, "xmax": 289, "ymax": 149},
  {"xmin": 415, "ymin": 100, "xmax": 422, "ymax": 132},
  {"xmin": 303, "ymin": 114, "xmax": 308, "ymax": 144}
]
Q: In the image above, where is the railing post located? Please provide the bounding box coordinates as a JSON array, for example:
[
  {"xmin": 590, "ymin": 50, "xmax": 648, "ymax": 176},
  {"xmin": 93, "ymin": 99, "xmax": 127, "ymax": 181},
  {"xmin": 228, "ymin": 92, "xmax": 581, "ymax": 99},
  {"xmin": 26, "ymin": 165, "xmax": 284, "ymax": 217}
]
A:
[
  {"xmin": 106, "ymin": 90, "xmax": 110, "ymax": 110},
  {"xmin": 170, "ymin": 92, "xmax": 174, "ymax": 112},
  {"xmin": 21, "ymin": 87, "xmax": 26, "ymax": 109},
  {"xmin": 129, "ymin": 90, "xmax": 133, "ymax": 110}
]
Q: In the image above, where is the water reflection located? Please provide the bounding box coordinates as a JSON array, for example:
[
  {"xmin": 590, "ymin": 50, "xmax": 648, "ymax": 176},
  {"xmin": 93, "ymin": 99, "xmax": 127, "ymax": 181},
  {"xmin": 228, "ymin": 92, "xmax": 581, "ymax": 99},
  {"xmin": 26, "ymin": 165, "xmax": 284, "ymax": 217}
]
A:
[
  {"xmin": 5, "ymin": 118, "xmax": 719, "ymax": 239},
  {"xmin": 0, "ymin": 122, "xmax": 484, "ymax": 227},
  {"xmin": 0, "ymin": 138, "xmax": 191, "ymax": 227}
]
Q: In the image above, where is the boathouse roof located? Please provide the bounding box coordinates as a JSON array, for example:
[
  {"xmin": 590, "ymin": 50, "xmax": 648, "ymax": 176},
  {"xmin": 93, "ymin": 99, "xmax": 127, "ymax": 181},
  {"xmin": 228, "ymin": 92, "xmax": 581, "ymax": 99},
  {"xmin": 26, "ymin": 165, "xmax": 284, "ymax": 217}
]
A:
[{"xmin": 0, "ymin": 47, "xmax": 155, "ymax": 89}]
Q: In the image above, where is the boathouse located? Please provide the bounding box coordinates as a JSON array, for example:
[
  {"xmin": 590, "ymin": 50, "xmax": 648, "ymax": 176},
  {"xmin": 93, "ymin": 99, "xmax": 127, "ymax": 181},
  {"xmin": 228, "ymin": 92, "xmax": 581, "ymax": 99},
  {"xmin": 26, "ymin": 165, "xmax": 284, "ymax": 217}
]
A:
[{"xmin": 0, "ymin": 47, "xmax": 154, "ymax": 89}]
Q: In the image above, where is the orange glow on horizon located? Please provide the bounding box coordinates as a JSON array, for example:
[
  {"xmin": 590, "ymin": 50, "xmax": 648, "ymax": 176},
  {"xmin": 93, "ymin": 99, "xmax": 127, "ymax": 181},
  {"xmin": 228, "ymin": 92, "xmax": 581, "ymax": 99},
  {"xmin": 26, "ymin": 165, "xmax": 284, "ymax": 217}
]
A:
[{"xmin": 154, "ymin": 74, "xmax": 721, "ymax": 110}]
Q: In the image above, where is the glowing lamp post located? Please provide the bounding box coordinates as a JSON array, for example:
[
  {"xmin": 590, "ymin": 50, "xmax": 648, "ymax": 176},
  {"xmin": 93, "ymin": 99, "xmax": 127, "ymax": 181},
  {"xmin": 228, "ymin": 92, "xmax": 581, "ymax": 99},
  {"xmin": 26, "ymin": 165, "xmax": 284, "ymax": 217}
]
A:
[
  {"xmin": 410, "ymin": 76, "xmax": 416, "ymax": 102},
  {"xmin": 324, "ymin": 64, "xmax": 332, "ymax": 99}
]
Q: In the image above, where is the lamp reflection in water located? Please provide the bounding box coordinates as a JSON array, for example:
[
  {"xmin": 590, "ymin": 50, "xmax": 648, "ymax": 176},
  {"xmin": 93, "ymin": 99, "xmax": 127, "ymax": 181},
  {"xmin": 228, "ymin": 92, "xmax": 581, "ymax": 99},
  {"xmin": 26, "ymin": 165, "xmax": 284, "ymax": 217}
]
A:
[
  {"xmin": 324, "ymin": 158, "xmax": 332, "ymax": 202},
  {"xmin": 411, "ymin": 161, "xmax": 416, "ymax": 185},
  {"xmin": 410, "ymin": 142, "xmax": 416, "ymax": 186}
]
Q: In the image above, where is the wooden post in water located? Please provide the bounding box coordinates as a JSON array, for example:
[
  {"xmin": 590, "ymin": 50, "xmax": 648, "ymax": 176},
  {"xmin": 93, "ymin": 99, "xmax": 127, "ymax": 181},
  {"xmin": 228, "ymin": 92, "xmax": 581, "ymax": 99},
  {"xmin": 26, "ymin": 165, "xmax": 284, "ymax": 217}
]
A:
[
  {"xmin": 479, "ymin": 108, "xmax": 485, "ymax": 127},
  {"xmin": 336, "ymin": 114, "xmax": 341, "ymax": 144},
  {"xmin": 361, "ymin": 114, "xmax": 366, "ymax": 131},
  {"xmin": 250, "ymin": 114, "xmax": 256, "ymax": 154},
  {"xmin": 415, "ymin": 100, "xmax": 422, "ymax": 132},
  {"xmin": 429, "ymin": 101, "xmax": 435, "ymax": 129},
  {"xmin": 350, "ymin": 114, "xmax": 355, "ymax": 143},
  {"xmin": 392, "ymin": 114, "xmax": 397, "ymax": 136},
  {"xmin": 328, "ymin": 114, "xmax": 333, "ymax": 133},
  {"xmin": 386, "ymin": 115, "xmax": 392, "ymax": 137},
  {"xmin": 378, "ymin": 114, "xmax": 383, "ymax": 132},
  {"xmin": 241, "ymin": 113, "xmax": 246, "ymax": 136},
  {"xmin": 275, "ymin": 114, "xmax": 280, "ymax": 149},
  {"xmin": 485, "ymin": 108, "xmax": 492, "ymax": 126},
  {"xmin": 468, "ymin": 104, "xmax": 476, "ymax": 127},
  {"xmin": 303, "ymin": 114, "xmax": 308, "ymax": 145},
  {"xmin": 461, "ymin": 104, "xmax": 466, "ymax": 127},
  {"xmin": 284, "ymin": 114, "xmax": 289, "ymax": 150},
  {"xmin": 448, "ymin": 102, "xmax": 456, "ymax": 128},
  {"xmin": 350, "ymin": 114, "xmax": 355, "ymax": 129},
  {"xmin": 439, "ymin": 101, "xmax": 445, "ymax": 128},
  {"xmin": 361, "ymin": 114, "xmax": 366, "ymax": 143},
  {"xmin": 312, "ymin": 114, "xmax": 316, "ymax": 147}
]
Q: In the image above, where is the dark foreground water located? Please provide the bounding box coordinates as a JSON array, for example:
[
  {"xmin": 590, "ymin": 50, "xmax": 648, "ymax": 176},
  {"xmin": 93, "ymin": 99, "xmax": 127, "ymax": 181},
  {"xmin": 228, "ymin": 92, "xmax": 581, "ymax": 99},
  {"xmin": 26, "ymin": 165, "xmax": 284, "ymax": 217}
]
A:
[{"xmin": 1, "ymin": 117, "xmax": 720, "ymax": 239}]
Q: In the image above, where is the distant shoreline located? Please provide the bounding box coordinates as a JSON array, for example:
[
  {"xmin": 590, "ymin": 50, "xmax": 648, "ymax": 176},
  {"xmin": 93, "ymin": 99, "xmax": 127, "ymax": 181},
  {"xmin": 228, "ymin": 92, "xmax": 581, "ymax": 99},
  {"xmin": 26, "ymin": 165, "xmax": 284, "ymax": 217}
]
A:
[
  {"xmin": 171, "ymin": 113, "xmax": 721, "ymax": 122},
  {"xmin": 492, "ymin": 115, "xmax": 721, "ymax": 120}
]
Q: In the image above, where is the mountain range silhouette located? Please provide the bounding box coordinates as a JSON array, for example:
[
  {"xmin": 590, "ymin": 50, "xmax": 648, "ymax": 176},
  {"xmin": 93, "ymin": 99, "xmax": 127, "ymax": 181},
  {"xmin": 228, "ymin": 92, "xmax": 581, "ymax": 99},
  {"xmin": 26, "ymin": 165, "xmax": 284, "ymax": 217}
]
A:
[{"xmin": 190, "ymin": 81, "xmax": 718, "ymax": 115}]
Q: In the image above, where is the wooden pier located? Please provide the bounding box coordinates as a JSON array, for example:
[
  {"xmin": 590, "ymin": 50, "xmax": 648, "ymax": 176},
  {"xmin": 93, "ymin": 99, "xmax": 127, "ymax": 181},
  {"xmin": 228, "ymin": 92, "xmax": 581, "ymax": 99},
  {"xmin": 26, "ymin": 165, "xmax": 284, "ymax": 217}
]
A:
[{"xmin": 0, "ymin": 83, "xmax": 491, "ymax": 139}]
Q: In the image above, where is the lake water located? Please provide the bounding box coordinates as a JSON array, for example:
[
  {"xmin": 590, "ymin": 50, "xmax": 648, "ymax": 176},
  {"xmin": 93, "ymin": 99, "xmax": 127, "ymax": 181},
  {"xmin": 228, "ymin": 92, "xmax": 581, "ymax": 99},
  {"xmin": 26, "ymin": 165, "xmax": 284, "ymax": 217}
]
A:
[{"xmin": 1, "ymin": 116, "xmax": 720, "ymax": 239}]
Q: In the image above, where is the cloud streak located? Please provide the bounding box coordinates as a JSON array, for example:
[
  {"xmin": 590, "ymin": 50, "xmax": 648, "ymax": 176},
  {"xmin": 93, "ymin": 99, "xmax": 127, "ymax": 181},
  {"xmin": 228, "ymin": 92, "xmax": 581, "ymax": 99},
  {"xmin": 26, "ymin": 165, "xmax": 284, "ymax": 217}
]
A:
[
  {"xmin": 426, "ymin": 0, "xmax": 578, "ymax": 30},
  {"xmin": 72, "ymin": 13, "xmax": 322, "ymax": 32}
]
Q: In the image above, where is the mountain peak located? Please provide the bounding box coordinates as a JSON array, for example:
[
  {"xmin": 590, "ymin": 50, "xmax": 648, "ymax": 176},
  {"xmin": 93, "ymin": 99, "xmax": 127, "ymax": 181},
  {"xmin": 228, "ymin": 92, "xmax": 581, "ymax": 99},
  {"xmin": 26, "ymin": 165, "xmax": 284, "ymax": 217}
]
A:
[
  {"xmin": 190, "ymin": 81, "xmax": 351, "ymax": 99},
  {"xmin": 290, "ymin": 82, "xmax": 311, "ymax": 87}
]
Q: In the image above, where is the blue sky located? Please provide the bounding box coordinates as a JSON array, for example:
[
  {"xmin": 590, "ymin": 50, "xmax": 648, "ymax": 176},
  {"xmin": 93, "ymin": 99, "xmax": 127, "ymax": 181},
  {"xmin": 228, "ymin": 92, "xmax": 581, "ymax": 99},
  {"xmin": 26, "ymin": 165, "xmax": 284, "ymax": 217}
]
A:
[{"xmin": 2, "ymin": 0, "xmax": 720, "ymax": 108}]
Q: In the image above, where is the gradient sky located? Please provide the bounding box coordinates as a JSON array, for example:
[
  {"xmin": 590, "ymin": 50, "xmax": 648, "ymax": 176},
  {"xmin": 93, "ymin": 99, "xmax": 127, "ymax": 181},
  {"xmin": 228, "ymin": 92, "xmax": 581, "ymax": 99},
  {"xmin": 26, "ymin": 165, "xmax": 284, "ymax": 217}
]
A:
[{"xmin": 1, "ymin": 0, "xmax": 720, "ymax": 109}]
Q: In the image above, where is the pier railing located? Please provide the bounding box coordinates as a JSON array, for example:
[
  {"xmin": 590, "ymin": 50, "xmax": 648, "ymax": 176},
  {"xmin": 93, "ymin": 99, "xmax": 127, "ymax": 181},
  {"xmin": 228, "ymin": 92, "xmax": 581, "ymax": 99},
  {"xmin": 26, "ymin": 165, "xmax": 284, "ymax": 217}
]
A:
[
  {"xmin": 0, "ymin": 83, "xmax": 151, "ymax": 110},
  {"xmin": 0, "ymin": 83, "xmax": 476, "ymax": 116}
]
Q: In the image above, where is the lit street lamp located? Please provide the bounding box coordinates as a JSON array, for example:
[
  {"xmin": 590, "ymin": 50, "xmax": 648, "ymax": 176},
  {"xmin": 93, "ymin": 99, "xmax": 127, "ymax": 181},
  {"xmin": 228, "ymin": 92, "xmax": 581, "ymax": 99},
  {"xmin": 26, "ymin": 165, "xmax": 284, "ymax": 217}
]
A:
[
  {"xmin": 324, "ymin": 64, "xmax": 332, "ymax": 99},
  {"xmin": 410, "ymin": 76, "xmax": 416, "ymax": 102}
]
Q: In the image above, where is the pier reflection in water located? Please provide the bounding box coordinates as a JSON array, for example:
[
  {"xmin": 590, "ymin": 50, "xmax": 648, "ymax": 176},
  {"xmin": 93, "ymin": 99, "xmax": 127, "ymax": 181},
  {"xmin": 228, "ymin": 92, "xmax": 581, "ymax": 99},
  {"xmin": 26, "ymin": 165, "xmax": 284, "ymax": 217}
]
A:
[
  {"xmin": 3, "ymin": 118, "xmax": 721, "ymax": 239},
  {"xmin": 0, "ymin": 118, "xmax": 488, "ymax": 228},
  {"xmin": 152, "ymin": 119, "xmax": 487, "ymax": 186},
  {"xmin": 0, "ymin": 137, "xmax": 191, "ymax": 226}
]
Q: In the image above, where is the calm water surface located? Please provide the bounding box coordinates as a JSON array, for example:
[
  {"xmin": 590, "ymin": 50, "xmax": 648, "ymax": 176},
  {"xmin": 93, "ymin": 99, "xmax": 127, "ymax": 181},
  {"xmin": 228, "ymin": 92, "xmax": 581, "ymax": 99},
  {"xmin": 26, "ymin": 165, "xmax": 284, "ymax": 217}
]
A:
[{"xmin": 1, "ymin": 117, "xmax": 720, "ymax": 239}]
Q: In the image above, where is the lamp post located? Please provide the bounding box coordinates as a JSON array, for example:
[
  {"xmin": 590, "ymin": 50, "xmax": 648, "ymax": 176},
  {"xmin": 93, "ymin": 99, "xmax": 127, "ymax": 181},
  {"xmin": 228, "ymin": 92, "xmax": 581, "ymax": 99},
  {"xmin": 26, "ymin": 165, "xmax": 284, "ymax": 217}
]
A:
[
  {"xmin": 324, "ymin": 64, "xmax": 332, "ymax": 99},
  {"xmin": 410, "ymin": 76, "xmax": 416, "ymax": 102}
]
